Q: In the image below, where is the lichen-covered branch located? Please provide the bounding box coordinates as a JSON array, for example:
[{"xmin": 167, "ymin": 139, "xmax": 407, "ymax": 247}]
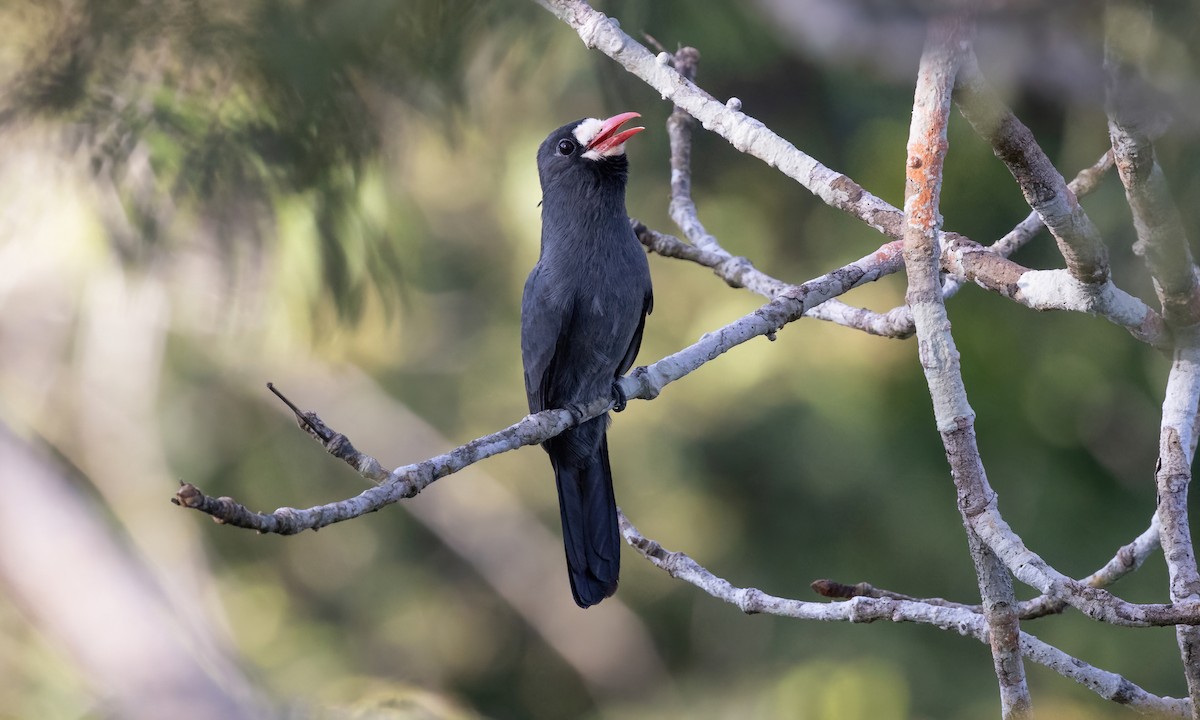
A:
[
  {"xmin": 1105, "ymin": 6, "xmax": 1200, "ymax": 709},
  {"xmin": 991, "ymin": 148, "xmax": 1116, "ymax": 260},
  {"xmin": 174, "ymin": 395, "xmax": 613, "ymax": 534},
  {"xmin": 903, "ymin": 18, "xmax": 1032, "ymax": 717},
  {"xmin": 1020, "ymin": 515, "xmax": 1161, "ymax": 620},
  {"xmin": 876, "ymin": 146, "xmax": 1122, "ymax": 334},
  {"xmin": 619, "ymin": 513, "xmax": 1190, "ymax": 717}
]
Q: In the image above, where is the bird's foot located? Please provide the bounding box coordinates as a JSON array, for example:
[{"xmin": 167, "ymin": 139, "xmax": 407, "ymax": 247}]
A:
[
  {"xmin": 566, "ymin": 402, "xmax": 589, "ymax": 424},
  {"xmin": 611, "ymin": 382, "xmax": 627, "ymax": 413}
]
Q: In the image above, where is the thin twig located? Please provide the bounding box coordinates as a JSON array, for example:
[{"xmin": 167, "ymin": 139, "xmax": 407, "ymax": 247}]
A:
[{"xmin": 535, "ymin": 0, "xmax": 904, "ymax": 237}]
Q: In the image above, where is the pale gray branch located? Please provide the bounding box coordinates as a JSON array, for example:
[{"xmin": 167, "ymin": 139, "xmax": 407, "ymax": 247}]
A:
[
  {"xmin": 1154, "ymin": 330, "xmax": 1200, "ymax": 714},
  {"xmin": 659, "ymin": 46, "xmax": 901, "ymax": 337},
  {"xmin": 1105, "ymin": 5, "xmax": 1200, "ymax": 708},
  {"xmin": 536, "ymin": 1, "xmax": 1166, "ymax": 346},
  {"xmin": 618, "ymin": 512, "xmax": 1190, "ymax": 717},
  {"xmin": 815, "ymin": 515, "xmax": 1163, "ymax": 622},
  {"xmin": 903, "ymin": 17, "xmax": 1032, "ymax": 717},
  {"xmin": 175, "ymin": 240, "xmax": 900, "ymax": 530},
  {"xmin": 536, "ymin": 0, "xmax": 904, "ymax": 237}
]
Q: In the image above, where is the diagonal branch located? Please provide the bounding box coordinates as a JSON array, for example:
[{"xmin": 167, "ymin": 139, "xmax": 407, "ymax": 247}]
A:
[
  {"xmin": 636, "ymin": 221, "xmax": 1169, "ymax": 348},
  {"xmin": 536, "ymin": 0, "xmax": 904, "ymax": 237},
  {"xmin": 174, "ymin": 240, "xmax": 903, "ymax": 531},
  {"xmin": 538, "ymin": 3, "xmax": 1167, "ymax": 347},
  {"xmin": 954, "ymin": 51, "xmax": 1111, "ymax": 286},
  {"xmin": 1020, "ymin": 514, "xmax": 1161, "ymax": 620},
  {"xmin": 660, "ymin": 46, "xmax": 901, "ymax": 337},
  {"xmin": 991, "ymin": 148, "xmax": 1116, "ymax": 261}
]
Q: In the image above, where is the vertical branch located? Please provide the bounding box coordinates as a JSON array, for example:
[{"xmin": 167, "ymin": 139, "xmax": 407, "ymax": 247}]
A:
[
  {"xmin": 1157, "ymin": 338, "xmax": 1200, "ymax": 717},
  {"xmin": 666, "ymin": 47, "xmax": 718, "ymax": 254},
  {"xmin": 904, "ymin": 16, "xmax": 1033, "ymax": 718},
  {"xmin": 1106, "ymin": 4, "xmax": 1200, "ymax": 711}
]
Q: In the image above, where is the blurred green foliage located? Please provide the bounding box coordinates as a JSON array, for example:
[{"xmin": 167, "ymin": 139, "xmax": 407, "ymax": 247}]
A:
[{"xmin": 3, "ymin": 0, "xmax": 1200, "ymax": 718}]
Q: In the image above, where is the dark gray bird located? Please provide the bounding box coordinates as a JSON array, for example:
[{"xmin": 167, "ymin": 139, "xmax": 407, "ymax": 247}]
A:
[{"xmin": 522, "ymin": 112, "xmax": 653, "ymax": 608}]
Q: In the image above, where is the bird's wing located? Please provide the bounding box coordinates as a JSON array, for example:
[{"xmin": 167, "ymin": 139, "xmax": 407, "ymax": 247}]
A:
[
  {"xmin": 521, "ymin": 264, "xmax": 567, "ymax": 413},
  {"xmin": 616, "ymin": 289, "xmax": 653, "ymax": 378}
]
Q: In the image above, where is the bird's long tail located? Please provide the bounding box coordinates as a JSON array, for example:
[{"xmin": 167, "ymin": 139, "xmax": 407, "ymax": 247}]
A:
[{"xmin": 549, "ymin": 425, "xmax": 620, "ymax": 608}]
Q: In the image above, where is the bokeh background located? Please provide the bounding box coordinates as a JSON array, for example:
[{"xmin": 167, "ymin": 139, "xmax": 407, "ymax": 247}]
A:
[{"xmin": 2, "ymin": 1, "xmax": 1200, "ymax": 718}]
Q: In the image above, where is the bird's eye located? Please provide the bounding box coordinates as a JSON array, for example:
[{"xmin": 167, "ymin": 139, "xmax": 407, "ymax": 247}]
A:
[{"xmin": 557, "ymin": 139, "xmax": 576, "ymax": 156}]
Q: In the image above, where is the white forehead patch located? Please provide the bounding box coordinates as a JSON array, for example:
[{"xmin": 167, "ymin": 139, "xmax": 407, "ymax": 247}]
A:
[{"xmin": 572, "ymin": 118, "xmax": 604, "ymax": 147}]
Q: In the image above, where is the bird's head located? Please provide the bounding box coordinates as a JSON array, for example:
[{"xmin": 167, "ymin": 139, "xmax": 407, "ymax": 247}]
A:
[{"xmin": 536, "ymin": 112, "xmax": 645, "ymax": 195}]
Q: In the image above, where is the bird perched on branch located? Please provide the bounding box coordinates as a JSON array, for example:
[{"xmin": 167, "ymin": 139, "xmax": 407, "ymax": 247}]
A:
[{"xmin": 522, "ymin": 112, "xmax": 654, "ymax": 608}]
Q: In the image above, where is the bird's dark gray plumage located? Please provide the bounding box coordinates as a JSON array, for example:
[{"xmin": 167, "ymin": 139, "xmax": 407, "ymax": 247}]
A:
[{"xmin": 521, "ymin": 113, "xmax": 653, "ymax": 608}]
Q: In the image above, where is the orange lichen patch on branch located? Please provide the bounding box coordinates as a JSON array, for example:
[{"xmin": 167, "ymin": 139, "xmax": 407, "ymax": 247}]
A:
[
  {"xmin": 875, "ymin": 240, "xmax": 902, "ymax": 264},
  {"xmin": 905, "ymin": 131, "xmax": 950, "ymax": 231}
]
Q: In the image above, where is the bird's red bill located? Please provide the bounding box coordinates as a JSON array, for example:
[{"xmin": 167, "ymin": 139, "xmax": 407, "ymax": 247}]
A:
[{"xmin": 587, "ymin": 112, "xmax": 645, "ymax": 155}]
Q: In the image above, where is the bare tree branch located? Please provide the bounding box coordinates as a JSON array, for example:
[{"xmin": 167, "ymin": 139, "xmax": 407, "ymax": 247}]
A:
[
  {"xmin": 257, "ymin": 366, "xmax": 667, "ymax": 696},
  {"xmin": 535, "ymin": 0, "xmax": 904, "ymax": 237},
  {"xmin": 1105, "ymin": 6, "xmax": 1200, "ymax": 708},
  {"xmin": 1153, "ymin": 333, "xmax": 1200, "ymax": 715},
  {"xmin": 619, "ymin": 513, "xmax": 1190, "ymax": 717},
  {"xmin": 903, "ymin": 17, "xmax": 1032, "ymax": 716},
  {"xmin": 1104, "ymin": 1, "xmax": 1200, "ymax": 328},
  {"xmin": 866, "ymin": 146, "xmax": 1122, "ymax": 339},
  {"xmin": 954, "ymin": 51, "xmax": 1111, "ymax": 286},
  {"xmin": 659, "ymin": 46, "xmax": 900, "ymax": 337},
  {"xmin": 991, "ymin": 148, "xmax": 1116, "ymax": 260},
  {"xmin": 636, "ymin": 203, "xmax": 1171, "ymax": 350},
  {"xmin": 175, "ymin": 238, "xmax": 904, "ymax": 530},
  {"xmin": 944, "ymin": 235, "xmax": 1169, "ymax": 348},
  {"xmin": 1020, "ymin": 515, "xmax": 1161, "ymax": 620},
  {"xmin": 558, "ymin": 15, "xmax": 1167, "ymax": 346},
  {"xmin": 815, "ymin": 514, "xmax": 1163, "ymax": 621}
]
